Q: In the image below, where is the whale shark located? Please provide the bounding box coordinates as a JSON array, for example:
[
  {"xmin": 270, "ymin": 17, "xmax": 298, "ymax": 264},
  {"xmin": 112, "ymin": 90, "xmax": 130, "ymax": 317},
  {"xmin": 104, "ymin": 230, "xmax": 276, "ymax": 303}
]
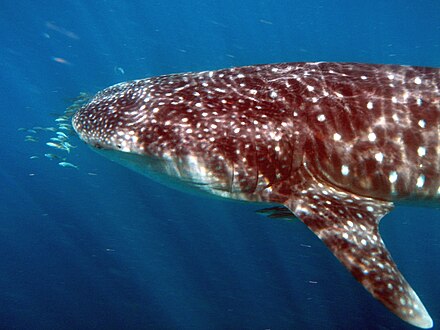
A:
[{"xmin": 71, "ymin": 62, "xmax": 439, "ymax": 328}]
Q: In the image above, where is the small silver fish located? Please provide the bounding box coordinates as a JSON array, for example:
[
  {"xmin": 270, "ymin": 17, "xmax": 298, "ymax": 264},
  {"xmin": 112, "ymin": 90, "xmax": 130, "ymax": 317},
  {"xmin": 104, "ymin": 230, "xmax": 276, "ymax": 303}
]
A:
[
  {"xmin": 58, "ymin": 162, "xmax": 78, "ymax": 169},
  {"xmin": 25, "ymin": 136, "xmax": 38, "ymax": 142},
  {"xmin": 56, "ymin": 132, "xmax": 68, "ymax": 139},
  {"xmin": 46, "ymin": 142, "xmax": 69, "ymax": 152},
  {"xmin": 57, "ymin": 124, "xmax": 72, "ymax": 131},
  {"xmin": 50, "ymin": 137, "xmax": 65, "ymax": 143},
  {"xmin": 44, "ymin": 153, "xmax": 65, "ymax": 160},
  {"xmin": 62, "ymin": 141, "xmax": 76, "ymax": 149}
]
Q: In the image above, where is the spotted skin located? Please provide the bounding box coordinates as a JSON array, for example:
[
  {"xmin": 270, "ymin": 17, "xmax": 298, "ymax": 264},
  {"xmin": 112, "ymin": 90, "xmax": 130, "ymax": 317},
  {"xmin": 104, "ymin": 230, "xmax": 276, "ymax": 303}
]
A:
[{"xmin": 72, "ymin": 62, "xmax": 439, "ymax": 328}]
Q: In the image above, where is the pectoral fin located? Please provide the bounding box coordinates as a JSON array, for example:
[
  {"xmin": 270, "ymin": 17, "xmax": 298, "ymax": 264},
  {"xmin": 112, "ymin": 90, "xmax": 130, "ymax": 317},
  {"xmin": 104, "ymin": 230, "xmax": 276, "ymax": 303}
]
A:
[
  {"xmin": 283, "ymin": 175, "xmax": 433, "ymax": 329},
  {"xmin": 256, "ymin": 206, "xmax": 297, "ymax": 220}
]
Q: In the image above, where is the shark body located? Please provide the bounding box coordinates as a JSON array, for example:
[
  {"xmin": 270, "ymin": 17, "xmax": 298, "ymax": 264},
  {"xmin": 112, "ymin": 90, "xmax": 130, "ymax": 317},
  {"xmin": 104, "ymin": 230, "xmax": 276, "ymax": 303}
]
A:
[{"xmin": 72, "ymin": 62, "xmax": 440, "ymax": 328}]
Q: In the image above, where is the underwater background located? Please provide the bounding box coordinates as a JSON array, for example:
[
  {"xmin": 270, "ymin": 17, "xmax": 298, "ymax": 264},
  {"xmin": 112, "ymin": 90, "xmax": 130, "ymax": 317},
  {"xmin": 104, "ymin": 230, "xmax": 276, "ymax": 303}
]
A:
[{"xmin": 1, "ymin": 0, "xmax": 440, "ymax": 329}]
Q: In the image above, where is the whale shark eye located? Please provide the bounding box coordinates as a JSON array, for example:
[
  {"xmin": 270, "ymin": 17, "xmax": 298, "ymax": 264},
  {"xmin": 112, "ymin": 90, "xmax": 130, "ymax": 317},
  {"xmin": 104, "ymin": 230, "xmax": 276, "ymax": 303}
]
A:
[
  {"xmin": 116, "ymin": 144, "xmax": 122, "ymax": 149},
  {"xmin": 94, "ymin": 143, "xmax": 103, "ymax": 149}
]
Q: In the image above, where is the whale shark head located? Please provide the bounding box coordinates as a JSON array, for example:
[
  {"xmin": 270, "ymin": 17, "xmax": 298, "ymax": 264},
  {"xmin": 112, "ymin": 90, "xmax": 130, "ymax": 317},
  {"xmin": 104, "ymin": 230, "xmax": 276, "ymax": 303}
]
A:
[
  {"xmin": 72, "ymin": 69, "xmax": 305, "ymax": 200},
  {"xmin": 72, "ymin": 81, "xmax": 148, "ymax": 154},
  {"xmin": 73, "ymin": 76, "xmax": 255, "ymax": 199},
  {"xmin": 72, "ymin": 78, "xmax": 227, "ymax": 196}
]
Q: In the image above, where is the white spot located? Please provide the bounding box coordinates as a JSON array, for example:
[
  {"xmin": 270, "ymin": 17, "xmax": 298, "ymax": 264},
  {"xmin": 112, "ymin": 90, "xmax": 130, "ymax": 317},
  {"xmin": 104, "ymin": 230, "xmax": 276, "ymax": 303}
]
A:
[
  {"xmin": 361, "ymin": 239, "xmax": 367, "ymax": 246},
  {"xmin": 367, "ymin": 101, "xmax": 373, "ymax": 110},
  {"xmin": 317, "ymin": 114, "xmax": 326, "ymax": 122},
  {"xmin": 270, "ymin": 91, "xmax": 278, "ymax": 98},
  {"xmin": 418, "ymin": 119, "xmax": 426, "ymax": 128},
  {"xmin": 400, "ymin": 297, "xmax": 407, "ymax": 306},
  {"xmin": 347, "ymin": 220, "xmax": 354, "ymax": 227},
  {"xmin": 295, "ymin": 206, "xmax": 312, "ymax": 217},
  {"xmin": 342, "ymin": 233, "xmax": 349, "ymax": 239},
  {"xmin": 341, "ymin": 165, "xmax": 350, "ymax": 176},
  {"xmin": 368, "ymin": 132, "xmax": 377, "ymax": 142},
  {"xmin": 391, "ymin": 96, "xmax": 398, "ymax": 103},
  {"xmin": 234, "ymin": 127, "xmax": 240, "ymax": 134},
  {"xmin": 195, "ymin": 102, "xmax": 202, "ymax": 107},
  {"xmin": 366, "ymin": 206, "xmax": 374, "ymax": 212},
  {"xmin": 387, "ymin": 74, "xmax": 395, "ymax": 80},
  {"xmin": 333, "ymin": 133, "xmax": 341, "ymax": 141},
  {"xmin": 414, "ymin": 77, "xmax": 422, "ymax": 85},
  {"xmin": 416, "ymin": 174, "xmax": 425, "ymax": 188},
  {"xmin": 186, "ymin": 128, "xmax": 193, "ymax": 134},
  {"xmin": 417, "ymin": 146, "xmax": 426, "ymax": 157},
  {"xmin": 387, "ymin": 283, "xmax": 393, "ymax": 290},
  {"xmin": 237, "ymin": 73, "xmax": 245, "ymax": 78},
  {"xmin": 389, "ymin": 171, "xmax": 398, "ymax": 184},
  {"xmin": 202, "ymin": 112, "xmax": 208, "ymax": 117},
  {"xmin": 374, "ymin": 152, "xmax": 384, "ymax": 162},
  {"xmin": 361, "ymin": 75, "xmax": 367, "ymax": 80},
  {"xmin": 335, "ymin": 92, "xmax": 344, "ymax": 98},
  {"xmin": 152, "ymin": 107, "xmax": 160, "ymax": 113},
  {"xmin": 249, "ymin": 89, "xmax": 257, "ymax": 95},
  {"xmin": 181, "ymin": 117, "xmax": 188, "ymax": 123},
  {"xmin": 416, "ymin": 98, "xmax": 423, "ymax": 106},
  {"xmin": 210, "ymin": 124, "xmax": 217, "ymax": 129},
  {"xmin": 307, "ymin": 85, "xmax": 314, "ymax": 92},
  {"xmin": 274, "ymin": 145, "xmax": 280, "ymax": 152}
]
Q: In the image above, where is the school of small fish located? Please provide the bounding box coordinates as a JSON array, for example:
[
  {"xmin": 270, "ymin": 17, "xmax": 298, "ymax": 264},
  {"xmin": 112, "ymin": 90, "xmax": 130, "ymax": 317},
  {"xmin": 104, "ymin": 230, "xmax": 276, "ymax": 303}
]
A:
[{"xmin": 20, "ymin": 92, "xmax": 91, "ymax": 170}]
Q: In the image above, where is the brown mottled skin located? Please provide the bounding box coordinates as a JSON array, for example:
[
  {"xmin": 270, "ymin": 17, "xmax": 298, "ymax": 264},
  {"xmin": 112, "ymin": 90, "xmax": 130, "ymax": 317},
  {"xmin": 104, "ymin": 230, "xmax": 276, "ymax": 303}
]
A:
[{"xmin": 73, "ymin": 62, "xmax": 440, "ymax": 328}]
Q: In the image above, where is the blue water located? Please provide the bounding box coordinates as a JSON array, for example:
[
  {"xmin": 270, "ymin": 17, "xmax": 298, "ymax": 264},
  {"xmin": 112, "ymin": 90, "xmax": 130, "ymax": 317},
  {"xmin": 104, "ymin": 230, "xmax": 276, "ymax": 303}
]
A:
[{"xmin": 1, "ymin": 1, "xmax": 440, "ymax": 329}]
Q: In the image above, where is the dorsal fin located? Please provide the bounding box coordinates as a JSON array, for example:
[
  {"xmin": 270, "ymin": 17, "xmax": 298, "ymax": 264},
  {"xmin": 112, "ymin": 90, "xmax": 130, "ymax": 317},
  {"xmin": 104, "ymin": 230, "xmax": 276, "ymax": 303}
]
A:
[{"xmin": 283, "ymin": 172, "xmax": 433, "ymax": 328}]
